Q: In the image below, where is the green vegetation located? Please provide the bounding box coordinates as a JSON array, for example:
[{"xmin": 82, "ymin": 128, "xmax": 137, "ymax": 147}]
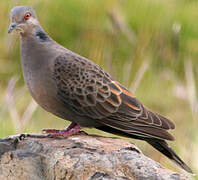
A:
[{"xmin": 0, "ymin": 0, "xmax": 197, "ymax": 176}]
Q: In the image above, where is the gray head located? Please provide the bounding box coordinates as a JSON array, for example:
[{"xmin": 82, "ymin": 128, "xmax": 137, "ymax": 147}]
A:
[{"xmin": 8, "ymin": 6, "xmax": 39, "ymax": 35}]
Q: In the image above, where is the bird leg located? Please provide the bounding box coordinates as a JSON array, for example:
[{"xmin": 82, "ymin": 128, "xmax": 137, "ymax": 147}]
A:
[
  {"xmin": 42, "ymin": 122, "xmax": 82, "ymax": 137},
  {"xmin": 65, "ymin": 122, "xmax": 78, "ymax": 131},
  {"xmin": 42, "ymin": 122, "xmax": 78, "ymax": 133}
]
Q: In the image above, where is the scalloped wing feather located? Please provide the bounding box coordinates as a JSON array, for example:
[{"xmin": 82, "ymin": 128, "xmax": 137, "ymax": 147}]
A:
[{"xmin": 53, "ymin": 53, "xmax": 175, "ymax": 141}]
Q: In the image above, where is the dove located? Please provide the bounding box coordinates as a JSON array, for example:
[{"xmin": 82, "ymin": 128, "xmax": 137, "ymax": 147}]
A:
[{"xmin": 8, "ymin": 6, "xmax": 192, "ymax": 173}]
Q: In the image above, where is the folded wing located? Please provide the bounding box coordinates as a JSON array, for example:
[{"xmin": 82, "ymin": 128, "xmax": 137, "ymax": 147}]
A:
[{"xmin": 54, "ymin": 53, "xmax": 175, "ymax": 141}]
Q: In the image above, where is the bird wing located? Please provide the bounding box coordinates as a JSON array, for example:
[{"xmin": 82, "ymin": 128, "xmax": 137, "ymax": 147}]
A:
[{"xmin": 53, "ymin": 53, "xmax": 175, "ymax": 141}]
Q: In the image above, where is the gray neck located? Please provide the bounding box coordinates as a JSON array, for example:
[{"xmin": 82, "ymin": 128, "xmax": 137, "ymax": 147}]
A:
[
  {"xmin": 21, "ymin": 26, "xmax": 51, "ymax": 43},
  {"xmin": 20, "ymin": 26, "xmax": 53, "ymax": 72}
]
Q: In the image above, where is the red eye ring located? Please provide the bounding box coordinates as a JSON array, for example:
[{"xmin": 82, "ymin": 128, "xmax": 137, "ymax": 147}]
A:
[{"xmin": 24, "ymin": 12, "xmax": 31, "ymax": 20}]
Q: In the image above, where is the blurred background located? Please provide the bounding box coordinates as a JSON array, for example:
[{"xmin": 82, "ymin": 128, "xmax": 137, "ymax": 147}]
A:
[{"xmin": 0, "ymin": 0, "xmax": 197, "ymax": 177}]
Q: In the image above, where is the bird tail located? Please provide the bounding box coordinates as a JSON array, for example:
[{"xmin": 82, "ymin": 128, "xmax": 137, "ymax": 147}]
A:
[{"xmin": 146, "ymin": 139, "xmax": 193, "ymax": 174}]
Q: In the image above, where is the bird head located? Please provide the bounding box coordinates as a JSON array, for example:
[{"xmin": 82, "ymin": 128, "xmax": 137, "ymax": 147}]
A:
[{"xmin": 8, "ymin": 6, "xmax": 39, "ymax": 35}]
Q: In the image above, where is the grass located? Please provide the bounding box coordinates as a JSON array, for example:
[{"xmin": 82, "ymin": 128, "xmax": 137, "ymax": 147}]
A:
[{"xmin": 0, "ymin": 0, "xmax": 197, "ymax": 177}]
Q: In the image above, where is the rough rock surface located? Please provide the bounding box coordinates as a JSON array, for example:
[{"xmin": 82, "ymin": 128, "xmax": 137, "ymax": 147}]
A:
[{"xmin": 0, "ymin": 134, "xmax": 188, "ymax": 180}]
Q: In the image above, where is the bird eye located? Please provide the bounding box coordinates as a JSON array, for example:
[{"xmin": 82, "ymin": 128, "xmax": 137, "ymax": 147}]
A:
[{"xmin": 24, "ymin": 12, "xmax": 31, "ymax": 20}]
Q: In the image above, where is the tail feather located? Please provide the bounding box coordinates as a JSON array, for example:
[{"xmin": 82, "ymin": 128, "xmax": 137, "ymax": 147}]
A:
[
  {"xmin": 146, "ymin": 139, "xmax": 193, "ymax": 174},
  {"xmin": 96, "ymin": 125, "xmax": 193, "ymax": 174}
]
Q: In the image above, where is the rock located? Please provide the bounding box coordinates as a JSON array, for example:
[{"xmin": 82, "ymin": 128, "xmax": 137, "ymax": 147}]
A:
[{"xmin": 0, "ymin": 134, "xmax": 188, "ymax": 180}]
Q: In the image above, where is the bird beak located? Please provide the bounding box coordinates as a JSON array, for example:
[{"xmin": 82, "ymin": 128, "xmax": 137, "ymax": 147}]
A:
[{"xmin": 8, "ymin": 22, "xmax": 18, "ymax": 33}]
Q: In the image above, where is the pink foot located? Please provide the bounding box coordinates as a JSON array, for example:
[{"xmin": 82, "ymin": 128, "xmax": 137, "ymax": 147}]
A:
[
  {"xmin": 42, "ymin": 129, "xmax": 60, "ymax": 133},
  {"xmin": 42, "ymin": 122, "xmax": 82, "ymax": 138},
  {"xmin": 42, "ymin": 122, "xmax": 77, "ymax": 134}
]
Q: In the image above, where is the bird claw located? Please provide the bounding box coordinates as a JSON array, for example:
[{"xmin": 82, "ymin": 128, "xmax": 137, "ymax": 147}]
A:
[
  {"xmin": 42, "ymin": 123, "xmax": 82, "ymax": 138},
  {"xmin": 42, "ymin": 129, "xmax": 61, "ymax": 134},
  {"xmin": 13, "ymin": 134, "xmax": 27, "ymax": 147}
]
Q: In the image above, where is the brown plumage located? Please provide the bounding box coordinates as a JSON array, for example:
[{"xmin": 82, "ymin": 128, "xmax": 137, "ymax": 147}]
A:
[
  {"xmin": 54, "ymin": 53, "xmax": 175, "ymax": 140},
  {"xmin": 8, "ymin": 6, "xmax": 193, "ymax": 173}
]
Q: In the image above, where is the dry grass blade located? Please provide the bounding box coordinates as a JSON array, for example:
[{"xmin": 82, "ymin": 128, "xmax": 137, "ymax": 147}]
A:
[
  {"xmin": 4, "ymin": 77, "xmax": 38, "ymax": 133},
  {"xmin": 109, "ymin": 10, "xmax": 137, "ymax": 45},
  {"xmin": 130, "ymin": 58, "xmax": 150, "ymax": 92},
  {"xmin": 21, "ymin": 99, "xmax": 38, "ymax": 131},
  {"xmin": 184, "ymin": 59, "xmax": 198, "ymax": 120},
  {"xmin": 4, "ymin": 76, "xmax": 22, "ymax": 133},
  {"xmin": 123, "ymin": 59, "xmax": 133, "ymax": 86}
]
